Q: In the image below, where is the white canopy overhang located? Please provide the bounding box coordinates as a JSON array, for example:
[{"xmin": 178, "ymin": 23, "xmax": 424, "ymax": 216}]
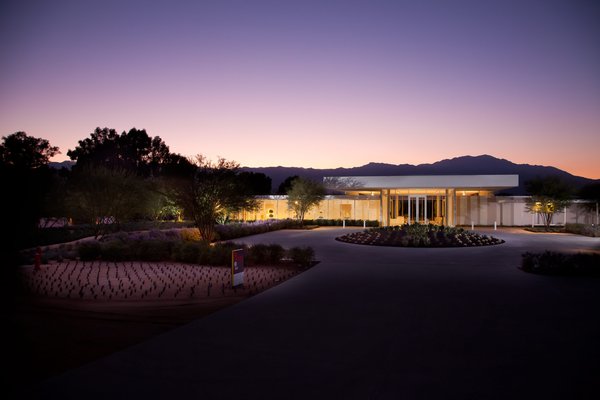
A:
[{"xmin": 324, "ymin": 175, "xmax": 519, "ymax": 191}]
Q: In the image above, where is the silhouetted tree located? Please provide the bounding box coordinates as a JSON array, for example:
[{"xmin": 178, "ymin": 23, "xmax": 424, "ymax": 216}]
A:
[
  {"xmin": 67, "ymin": 165, "xmax": 150, "ymax": 236},
  {"xmin": 39, "ymin": 167, "xmax": 71, "ymax": 226},
  {"xmin": 67, "ymin": 127, "xmax": 119, "ymax": 166},
  {"xmin": 525, "ymin": 176, "xmax": 572, "ymax": 230},
  {"xmin": 239, "ymin": 171, "xmax": 272, "ymax": 195},
  {"xmin": 0, "ymin": 131, "xmax": 59, "ymax": 169},
  {"xmin": 0, "ymin": 132, "xmax": 60, "ymax": 259},
  {"xmin": 166, "ymin": 156, "xmax": 257, "ymax": 242},
  {"xmin": 67, "ymin": 127, "xmax": 170, "ymax": 176},
  {"xmin": 278, "ymin": 175, "xmax": 299, "ymax": 194},
  {"xmin": 578, "ymin": 183, "xmax": 600, "ymax": 223},
  {"xmin": 287, "ymin": 178, "xmax": 326, "ymax": 223},
  {"xmin": 578, "ymin": 183, "xmax": 600, "ymax": 209}
]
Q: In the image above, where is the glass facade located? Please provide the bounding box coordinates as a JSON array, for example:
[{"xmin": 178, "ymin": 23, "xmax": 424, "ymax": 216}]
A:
[
  {"xmin": 238, "ymin": 185, "xmax": 512, "ymax": 227},
  {"xmin": 389, "ymin": 193, "xmax": 446, "ymax": 225}
]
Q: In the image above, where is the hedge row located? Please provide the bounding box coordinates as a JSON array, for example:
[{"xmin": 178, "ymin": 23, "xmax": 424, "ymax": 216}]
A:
[
  {"xmin": 524, "ymin": 224, "xmax": 600, "ymax": 237},
  {"xmin": 215, "ymin": 220, "xmax": 300, "ymax": 240},
  {"xmin": 566, "ymin": 223, "xmax": 600, "ymax": 237},
  {"xmin": 31, "ymin": 220, "xmax": 196, "ymax": 247},
  {"xmin": 302, "ymin": 219, "xmax": 379, "ymax": 227},
  {"xmin": 77, "ymin": 240, "xmax": 315, "ymax": 267},
  {"xmin": 521, "ymin": 251, "xmax": 600, "ymax": 276}
]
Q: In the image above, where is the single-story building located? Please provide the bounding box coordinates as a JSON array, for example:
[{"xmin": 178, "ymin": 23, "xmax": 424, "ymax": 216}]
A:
[{"xmin": 235, "ymin": 175, "xmax": 598, "ymax": 227}]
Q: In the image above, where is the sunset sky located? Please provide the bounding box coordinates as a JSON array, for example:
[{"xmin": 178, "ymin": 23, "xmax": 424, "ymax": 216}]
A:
[{"xmin": 1, "ymin": 0, "xmax": 599, "ymax": 178}]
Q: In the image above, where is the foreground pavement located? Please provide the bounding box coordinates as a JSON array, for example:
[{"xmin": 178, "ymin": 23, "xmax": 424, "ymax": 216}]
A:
[{"xmin": 31, "ymin": 228, "xmax": 600, "ymax": 399}]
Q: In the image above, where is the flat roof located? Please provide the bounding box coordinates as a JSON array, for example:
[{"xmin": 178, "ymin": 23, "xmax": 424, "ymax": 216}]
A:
[{"xmin": 324, "ymin": 175, "xmax": 519, "ymax": 191}]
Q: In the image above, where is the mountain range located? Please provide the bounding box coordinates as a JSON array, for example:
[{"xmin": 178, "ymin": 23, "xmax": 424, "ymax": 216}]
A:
[
  {"xmin": 50, "ymin": 155, "xmax": 597, "ymax": 195},
  {"xmin": 241, "ymin": 155, "xmax": 598, "ymax": 195}
]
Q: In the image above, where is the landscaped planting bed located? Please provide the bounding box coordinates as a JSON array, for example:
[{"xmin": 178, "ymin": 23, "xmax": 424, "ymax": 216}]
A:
[
  {"xmin": 521, "ymin": 251, "xmax": 600, "ymax": 276},
  {"xmin": 336, "ymin": 224, "xmax": 504, "ymax": 247},
  {"xmin": 24, "ymin": 228, "xmax": 315, "ymax": 267}
]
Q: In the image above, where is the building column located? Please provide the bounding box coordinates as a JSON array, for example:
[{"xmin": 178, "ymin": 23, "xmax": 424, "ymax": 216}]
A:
[
  {"xmin": 385, "ymin": 190, "xmax": 390, "ymax": 226},
  {"xmin": 446, "ymin": 189, "xmax": 455, "ymax": 227},
  {"xmin": 379, "ymin": 189, "xmax": 390, "ymax": 227},
  {"xmin": 379, "ymin": 190, "xmax": 384, "ymax": 227},
  {"xmin": 453, "ymin": 189, "xmax": 457, "ymax": 226},
  {"xmin": 445, "ymin": 189, "xmax": 449, "ymax": 226}
]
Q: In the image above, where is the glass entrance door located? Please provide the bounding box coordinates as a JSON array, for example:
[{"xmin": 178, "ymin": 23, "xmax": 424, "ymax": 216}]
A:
[{"xmin": 408, "ymin": 195, "xmax": 427, "ymax": 224}]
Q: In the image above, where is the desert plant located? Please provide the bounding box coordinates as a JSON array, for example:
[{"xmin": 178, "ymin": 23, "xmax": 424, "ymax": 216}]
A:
[
  {"xmin": 173, "ymin": 241, "xmax": 202, "ymax": 263},
  {"xmin": 102, "ymin": 241, "xmax": 133, "ymax": 261},
  {"xmin": 521, "ymin": 251, "xmax": 600, "ymax": 276},
  {"xmin": 288, "ymin": 246, "xmax": 315, "ymax": 267},
  {"xmin": 247, "ymin": 243, "xmax": 269, "ymax": 265},
  {"xmin": 267, "ymin": 244, "xmax": 285, "ymax": 264},
  {"xmin": 78, "ymin": 242, "xmax": 102, "ymax": 260},
  {"xmin": 180, "ymin": 228, "xmax": 201, "ymax": 241},
  {"xmin": 207, "ymin": 242, "xmax": 244, "ymax": 266},
  {"xmin": 138, "ymin": 240, "xmax": 174, "ymax": 261}
]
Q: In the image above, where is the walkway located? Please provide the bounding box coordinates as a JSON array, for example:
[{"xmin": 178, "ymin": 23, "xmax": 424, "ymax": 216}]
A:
[{"xmin": 32, "ymin": 228, "xmax": 600, "ymax": 399}]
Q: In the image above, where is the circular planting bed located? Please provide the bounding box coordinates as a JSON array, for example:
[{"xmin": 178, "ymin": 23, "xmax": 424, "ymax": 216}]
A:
[{"xmin": 336, "ymin": 225, "xmax": 504, "ymax": 247}]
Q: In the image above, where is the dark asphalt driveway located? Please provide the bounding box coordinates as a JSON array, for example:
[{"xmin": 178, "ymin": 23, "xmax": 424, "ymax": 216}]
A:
[{"xmin": 33, "ymin": 228, "xmax": 600, "ymax": 399}]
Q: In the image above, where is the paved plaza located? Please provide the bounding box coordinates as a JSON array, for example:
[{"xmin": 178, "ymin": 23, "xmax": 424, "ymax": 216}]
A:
[{"xmin": 33, "ymin": 228, "xmax": 600, "ymax": 399}]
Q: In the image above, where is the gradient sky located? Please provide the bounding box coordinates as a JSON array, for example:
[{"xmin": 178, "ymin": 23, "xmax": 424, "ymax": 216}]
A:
[{"xmin": 1, "ymin": 0, "xmax": 599, "ymax": 178}]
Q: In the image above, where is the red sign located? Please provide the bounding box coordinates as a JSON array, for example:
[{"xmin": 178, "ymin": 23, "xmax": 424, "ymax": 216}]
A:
[{"xmin": 231, "ymin": 249, "xmax": 245, "ymax": 287}]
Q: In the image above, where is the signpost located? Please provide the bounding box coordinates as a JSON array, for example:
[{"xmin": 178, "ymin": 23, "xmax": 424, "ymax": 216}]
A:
[{"xmin": 231, "ymin": 249, "xmax": 245, "ymax": 287}]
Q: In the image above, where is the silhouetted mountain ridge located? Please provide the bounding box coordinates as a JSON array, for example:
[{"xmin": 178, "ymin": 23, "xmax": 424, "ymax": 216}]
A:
[
  {"xmin": 243, "ymin": 155, "xmax": 597, "ymax": 195},
  {"xmin": 49, "ymin": 160, "xmax": 75, "ymax": 170}
]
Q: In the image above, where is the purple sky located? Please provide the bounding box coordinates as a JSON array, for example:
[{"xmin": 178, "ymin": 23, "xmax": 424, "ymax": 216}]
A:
[{"xmin": 1, "ymin": 0, "xmax": 599, "ymax": 178}]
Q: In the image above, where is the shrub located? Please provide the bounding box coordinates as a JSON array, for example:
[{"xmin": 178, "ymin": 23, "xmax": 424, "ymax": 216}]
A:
[
  {"xmin": 102, "ymin": 241, "xmax": 133, "ymax": 261},
  {"xmin": 173, "ymin": 241, "xmax": 202, "ymax": 263},
  {"xmin": 29, "ymin": 226, "xmax": 99, "ymax": 248},
  {"xmin": 288, "ymin": 246, "xmax": 315, "ymax": 267},
  {"xmin": 404, "ymin": 224, "xmax": 429, "ymax": 242},
  {"xmin": 566, "ymin": 223, "xmax": 600, "ymax": 237},
  {"xmin": 68, "ymin": 233, "xmax": 303, "ymax": 267},
  {"xmin": 208, "ymin": 242, "xmax": 245, "ymax": 266},
  {"xmin": 247, "ymin": 243, "xmax": 269, "ymax": 265},
  {"xmin": 267, "ymin": 244, "xmax": 285, "ymax": 264},
  {"xmin": 336, "ymin": 224, "xmax": 503, "ymax": 248},
  {"xmin": 521, "ymin": 251, "xmax": 600, "ymax": 276},
  {"xmin": 247, "ymin": 243, "xmax": 286, "ymax": 265},
  {"xmin": 78, "ymin": 242, "xmax": 102, "ymax": 260},
  {"xmin": 302, "ymin": 219, "xmax": 379, "ymax": 227},
  {"xmin": 38, "ymin": 244, "xmax": 77, "ymax": 262},
  {"xmin": 138, "ymin": 240, "xmax": 174, "ymax": 261},
  {"xmin": 180, "ymin": 228, "xmax": 201, "ymax": 242},
  {"xmin": 215, "ymin": 220, "xmax": 299, "ymax": 241}
]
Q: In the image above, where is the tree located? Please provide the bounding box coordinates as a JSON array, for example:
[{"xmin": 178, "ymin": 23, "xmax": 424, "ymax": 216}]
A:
[
  {"xmin": 0, "ymin": 132, "xmax": 60, "ymax": 263},
  {"xmin": 67, "ymin": 127, "xmax": 120, "ymax": 167},
  {"xmin": 239, "ymin": 171, "xmax": 272, "ymax": 195},
  {"xmin": 578, "ymin": 183, "xmax": 600, "ymax": 209},
  {"xmin": 287, "ymin": 178, "xmax": 326, "ymax": 223},
  {"xmin": 39, "ymin": 167, "xmax": 71, "ymax": 226},
  {"xmin": 67, "ymin": 165, "xmax": 149, "ymax": 236},
  {"xmin": 578, "ymin": 183, "xmax": 600, "ymax": 225},
  {"xmin": 0, "ymin": 131, "xmax": 59, "ymax": 169},
  {"xmin": 166, "ymin": 156, "xmax": 257, "ymax": 242},
  {"xmin": 278, "ymin": 175, "xmax": 299, "ymax": 194},
  {"xmin": 525, "ymin": 176, "xmax": 572, "ymax": 230},
  {"xmin": 67, "ymin": 127, "xmax": 170, "ymax": 176}
]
